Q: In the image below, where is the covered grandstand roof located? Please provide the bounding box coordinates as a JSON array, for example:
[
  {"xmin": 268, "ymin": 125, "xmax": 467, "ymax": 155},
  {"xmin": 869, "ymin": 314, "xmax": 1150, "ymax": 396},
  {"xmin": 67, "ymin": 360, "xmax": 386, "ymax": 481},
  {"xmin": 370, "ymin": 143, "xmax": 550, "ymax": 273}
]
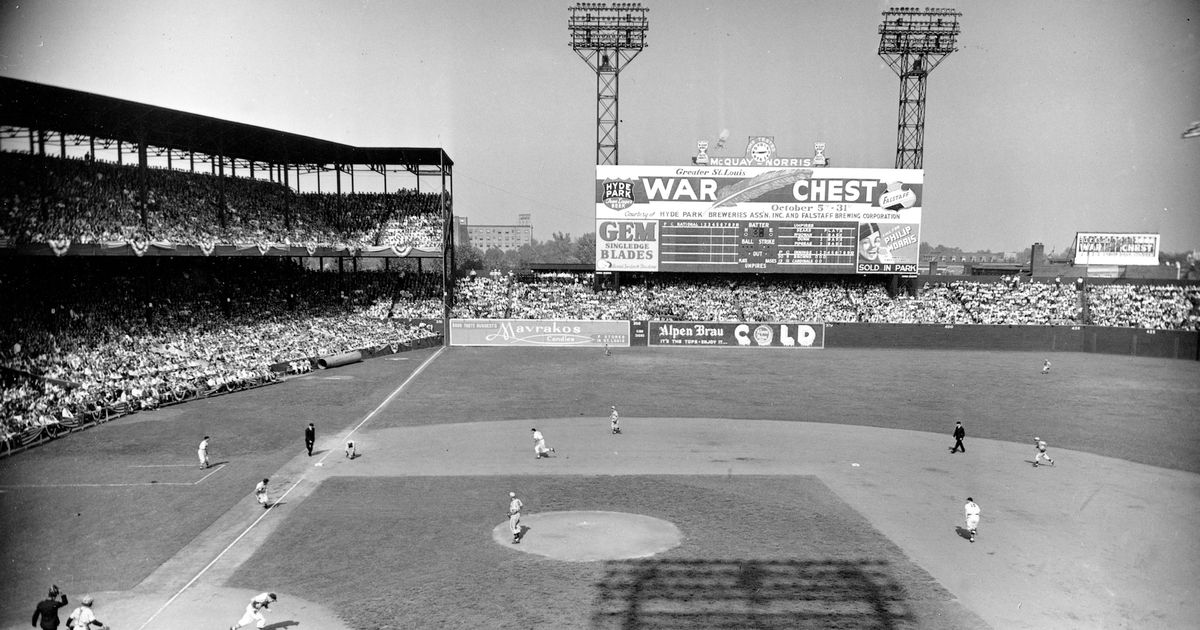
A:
[{"xmin": 0, "ymin": 76, "xmax": 452, "ymax": 168}]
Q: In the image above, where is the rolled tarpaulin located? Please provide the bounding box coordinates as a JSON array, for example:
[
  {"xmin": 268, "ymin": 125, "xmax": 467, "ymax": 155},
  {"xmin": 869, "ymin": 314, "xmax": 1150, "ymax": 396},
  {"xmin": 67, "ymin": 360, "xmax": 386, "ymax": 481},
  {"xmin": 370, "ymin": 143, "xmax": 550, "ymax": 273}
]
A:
[{"xmin": 316, "ymin": 350, "xmax": 363, "ymax": 369}]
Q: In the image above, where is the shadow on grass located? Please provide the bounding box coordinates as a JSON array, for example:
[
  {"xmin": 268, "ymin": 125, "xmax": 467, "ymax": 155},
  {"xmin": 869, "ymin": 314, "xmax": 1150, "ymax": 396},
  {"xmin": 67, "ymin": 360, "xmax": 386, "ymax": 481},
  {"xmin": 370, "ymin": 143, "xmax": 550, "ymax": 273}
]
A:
[
  {"xmin": 591, "ymin": 558, "xmax": 913, "ymax": 629},
  {"xmin": 262, "ymin": 621, "xmax": 300, "ymax": 630},
  {"xmin": 954, "ymin": 526, "xmax": 973, "ymax": 542}
]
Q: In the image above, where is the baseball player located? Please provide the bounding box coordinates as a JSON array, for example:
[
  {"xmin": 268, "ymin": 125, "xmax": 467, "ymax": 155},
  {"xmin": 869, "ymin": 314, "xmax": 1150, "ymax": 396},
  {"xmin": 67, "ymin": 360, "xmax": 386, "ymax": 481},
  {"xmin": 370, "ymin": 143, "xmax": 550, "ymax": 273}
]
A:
[
  {"xmin": 531, "ymin": 428, "xmax": 554, "ymax": 459},
  {"xmin": 1033, "ymin": 437, "xmax": 1055, "ymax": 467},
  {"xmin": 508, "ymin": 491, "xmax": 524, "ymax": 544},
  {"xmin": 610, "ymin": 406, "xmax": 621, "ymax": 434},
  {"xmin": 1041, "ymin": 359, "xmax": 1052, "ymax": 374},
  {"xmin": 230, "ymin": 592, "xmax": 277, "ymax": 629},
  {"xmin": 345, "ymin": 440, "xmax": 357, "ymax": 459},
  {"xmin": 198, "ymin": 436, "xmax": 210, "ymax": 469},
  {"xmin": 65, "ymin": 595, "xmax": 106, "ymax": 629},
  {"xmin": 964, "ymin": 497, "xmax": 980, "ymax": 543},
  {"xmin": 255, "ymin": 478, "xmax": 271, "ymax": 508}
]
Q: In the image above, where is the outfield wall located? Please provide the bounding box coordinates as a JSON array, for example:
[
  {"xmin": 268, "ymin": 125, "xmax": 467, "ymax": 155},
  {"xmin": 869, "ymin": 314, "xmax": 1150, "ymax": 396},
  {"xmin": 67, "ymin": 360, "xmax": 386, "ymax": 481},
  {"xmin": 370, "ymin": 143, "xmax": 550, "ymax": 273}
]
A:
[
  {"xmin": 446, "ymin": 319, "xmax": 1199, "ymax": 360},
  {"xmin": 823, "ymin": 324, "xmax": 1198, "ymax": 360}
]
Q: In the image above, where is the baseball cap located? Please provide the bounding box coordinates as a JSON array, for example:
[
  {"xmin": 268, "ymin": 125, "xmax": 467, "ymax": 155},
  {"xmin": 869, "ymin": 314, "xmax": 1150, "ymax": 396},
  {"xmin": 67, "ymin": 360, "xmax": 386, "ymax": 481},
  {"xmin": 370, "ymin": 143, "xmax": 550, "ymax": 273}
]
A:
[
  {"xmin": 966, "ymin": 497, "xmax": 973, "ymax": 502},
  {"xmin": 509, "ymin": 492, "xmax": 516, "ymax": 497},
  {"xmin": 269, "ymin": 593, "xmax": 277, "ymax": 600},
  {"xmin": 82, "ymin": 595, "xmax": 94, "ymax": 605}
]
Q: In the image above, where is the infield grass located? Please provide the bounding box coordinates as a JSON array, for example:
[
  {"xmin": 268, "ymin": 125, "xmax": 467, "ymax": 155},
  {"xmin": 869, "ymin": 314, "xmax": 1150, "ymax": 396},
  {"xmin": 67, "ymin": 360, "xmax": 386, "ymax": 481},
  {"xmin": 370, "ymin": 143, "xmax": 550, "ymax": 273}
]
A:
[{"xmin": 229, "ymin": 475, "xmax": 985, "ymax": 630}]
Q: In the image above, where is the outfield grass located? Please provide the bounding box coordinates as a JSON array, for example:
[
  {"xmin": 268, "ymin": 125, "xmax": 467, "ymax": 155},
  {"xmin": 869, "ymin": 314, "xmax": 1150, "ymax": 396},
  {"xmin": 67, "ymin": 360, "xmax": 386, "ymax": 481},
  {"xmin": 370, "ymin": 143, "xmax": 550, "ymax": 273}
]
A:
[{"xmin": 378, "ymin": 347, "xmax": 1200, "ymax": 473}]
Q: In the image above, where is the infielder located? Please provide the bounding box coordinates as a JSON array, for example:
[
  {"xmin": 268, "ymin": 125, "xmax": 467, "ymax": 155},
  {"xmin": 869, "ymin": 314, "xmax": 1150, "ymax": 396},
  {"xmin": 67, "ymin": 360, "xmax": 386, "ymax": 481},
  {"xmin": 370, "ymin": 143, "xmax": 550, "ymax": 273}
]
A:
[
  {"xmin": 198, "ymin": 436, "xmax": 210, "ymax": 469},
  {"xmin": 1033, "ymin": 437, "xmax": 1055, "ymax": 467},
  {"xmin": 964, "ymin": 497, "xmax": 980, "ymax": 543},
  {"xmin": 255, "ymin": 478, "xmax": 271, "ymax": 508},
  {"xmin": 610, "ymin": 405, "xmax": 621, "ymax": 434},
  {"xmin": 1041, "ymin": 359, "xmax": 1052, "ymax": 374},
  {"xmin": 531, "ymin": 428, "xmax": 554, "ymax": 459},
  {"xmin": 508, "ymin": 491, "xmax": 524, "ymax": 544},
  {"xmin": 230, "ymin": 592, "xmax": 277, "ymax": 629}
]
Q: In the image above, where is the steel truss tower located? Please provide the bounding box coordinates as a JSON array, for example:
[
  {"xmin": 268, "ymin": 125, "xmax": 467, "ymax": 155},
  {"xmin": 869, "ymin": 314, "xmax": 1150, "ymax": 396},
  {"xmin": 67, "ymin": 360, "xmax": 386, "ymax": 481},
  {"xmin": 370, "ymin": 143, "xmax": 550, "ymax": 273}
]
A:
[
  {"xmin": 878, "ymin": 7, "xmax": 961, "ymax": 169},
  {"xmin": 569, "ymin": 2, "xmax": 649, "ymax": 165}
]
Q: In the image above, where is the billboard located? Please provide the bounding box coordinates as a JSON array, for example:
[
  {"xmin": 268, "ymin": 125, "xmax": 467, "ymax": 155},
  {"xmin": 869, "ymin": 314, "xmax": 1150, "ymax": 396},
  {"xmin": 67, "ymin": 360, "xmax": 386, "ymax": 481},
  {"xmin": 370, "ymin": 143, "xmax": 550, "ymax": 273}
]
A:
[
  {"xmin": 647, "ymin": 322, "xmax": 825, "ymax": 348},
  {"xmin": 449, "ymin": 319, "xmax": 630, "ymax": 347},
  {"xmin": 596, "ymin": 166, "xmax": 923, "ymax": 274},
  {"xmin": 1074, "ymin": 233, "xmax": 1160, "ymax": 266}
]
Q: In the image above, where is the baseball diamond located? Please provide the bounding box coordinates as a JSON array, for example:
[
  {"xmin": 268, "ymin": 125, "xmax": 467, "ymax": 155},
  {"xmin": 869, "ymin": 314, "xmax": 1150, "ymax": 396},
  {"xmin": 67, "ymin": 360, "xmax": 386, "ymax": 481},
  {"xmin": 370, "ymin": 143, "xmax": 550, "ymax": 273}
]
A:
[{"xmin": 0, "ymin": 346, "xmax": 1197, "ymax": 629}]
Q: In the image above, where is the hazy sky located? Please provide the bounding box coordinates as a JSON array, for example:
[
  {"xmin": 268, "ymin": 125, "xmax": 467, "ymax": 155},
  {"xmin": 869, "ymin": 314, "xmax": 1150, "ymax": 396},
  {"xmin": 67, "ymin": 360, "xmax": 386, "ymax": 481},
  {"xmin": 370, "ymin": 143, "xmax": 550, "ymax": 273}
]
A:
[{"xmin": 1, "ymin": 0, "xmax": 1197, "ymax": 254}]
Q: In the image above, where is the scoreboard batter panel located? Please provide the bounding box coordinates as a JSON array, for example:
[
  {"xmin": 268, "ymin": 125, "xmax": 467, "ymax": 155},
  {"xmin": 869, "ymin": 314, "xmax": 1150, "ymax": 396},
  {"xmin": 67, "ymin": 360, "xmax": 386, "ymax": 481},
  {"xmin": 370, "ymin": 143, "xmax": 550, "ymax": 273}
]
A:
[
  {"xmin": 596, "ymin": 165, "xmax": 925, "ymax": 275},
  {"xmin": 657, "ymin": 220, "xmax": 859, "ymax": 272}
]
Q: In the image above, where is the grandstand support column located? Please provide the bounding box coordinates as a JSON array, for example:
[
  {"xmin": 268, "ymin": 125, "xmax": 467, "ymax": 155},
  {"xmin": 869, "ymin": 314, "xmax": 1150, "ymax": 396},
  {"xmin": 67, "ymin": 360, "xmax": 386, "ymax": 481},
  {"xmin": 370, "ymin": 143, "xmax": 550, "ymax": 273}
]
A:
[
  {"xmin": 441, "ymin": 154, "xmax": 454, "ymax": 340},
  {"xmin": 138, "ymin": 142, "xmax": 149, "ymax": 224}
]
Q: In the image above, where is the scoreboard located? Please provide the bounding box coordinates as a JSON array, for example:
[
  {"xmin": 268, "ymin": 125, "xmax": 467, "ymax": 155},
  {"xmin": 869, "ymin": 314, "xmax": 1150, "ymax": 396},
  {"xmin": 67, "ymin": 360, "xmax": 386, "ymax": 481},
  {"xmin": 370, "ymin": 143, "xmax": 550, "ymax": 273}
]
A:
[
  {"xmin": 658, "ymin": 220, "xmax": 859, "ymax": 271},
  {"xmin": 596, "ymin": 166, "xmax": 923, "ymax": 275}
]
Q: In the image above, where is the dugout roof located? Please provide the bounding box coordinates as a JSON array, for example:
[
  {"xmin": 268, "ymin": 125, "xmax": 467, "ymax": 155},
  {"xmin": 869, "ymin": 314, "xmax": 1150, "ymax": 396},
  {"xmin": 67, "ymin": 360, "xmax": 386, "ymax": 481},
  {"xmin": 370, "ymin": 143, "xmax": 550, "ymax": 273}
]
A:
[{"xmin": 0, "ymin": 76, "xmax": 452, "ymax": 169}]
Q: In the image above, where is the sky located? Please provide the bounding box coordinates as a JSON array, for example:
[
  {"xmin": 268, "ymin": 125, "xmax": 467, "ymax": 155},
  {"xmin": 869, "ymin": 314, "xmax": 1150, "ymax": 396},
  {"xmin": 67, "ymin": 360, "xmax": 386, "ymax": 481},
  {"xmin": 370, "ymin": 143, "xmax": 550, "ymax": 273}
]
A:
[{"xmin": 1, "ymin": 0, "xmax": 1197, "ymax": 255}]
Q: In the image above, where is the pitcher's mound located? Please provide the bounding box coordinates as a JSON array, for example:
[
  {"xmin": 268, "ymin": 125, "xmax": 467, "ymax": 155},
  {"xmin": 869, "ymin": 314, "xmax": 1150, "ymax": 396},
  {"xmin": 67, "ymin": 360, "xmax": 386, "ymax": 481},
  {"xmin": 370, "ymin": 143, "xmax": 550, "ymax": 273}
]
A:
[{"xmin": 492, "ymin": 510, "xmax": 682, "ymax": 561}]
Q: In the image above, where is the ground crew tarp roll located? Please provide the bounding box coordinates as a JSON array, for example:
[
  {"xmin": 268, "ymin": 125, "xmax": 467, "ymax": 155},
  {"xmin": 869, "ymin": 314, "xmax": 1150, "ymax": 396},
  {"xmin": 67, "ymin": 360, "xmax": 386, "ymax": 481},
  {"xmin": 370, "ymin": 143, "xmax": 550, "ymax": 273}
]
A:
[{"xmin": 316, "ymin": 350, "xmax": 363, "ymax": 369}]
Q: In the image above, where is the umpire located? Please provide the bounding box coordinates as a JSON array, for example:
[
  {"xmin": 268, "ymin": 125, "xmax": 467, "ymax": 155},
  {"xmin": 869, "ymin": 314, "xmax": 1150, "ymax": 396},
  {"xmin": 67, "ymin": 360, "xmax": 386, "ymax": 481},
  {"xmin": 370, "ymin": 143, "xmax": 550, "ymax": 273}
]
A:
[
  {"xmin": 32, "ymin": 585, "xmax": 67, "ymax": 630},
  {"xmin": 950, "ymin": 421, "xmax": 966, "ymax": 453}
]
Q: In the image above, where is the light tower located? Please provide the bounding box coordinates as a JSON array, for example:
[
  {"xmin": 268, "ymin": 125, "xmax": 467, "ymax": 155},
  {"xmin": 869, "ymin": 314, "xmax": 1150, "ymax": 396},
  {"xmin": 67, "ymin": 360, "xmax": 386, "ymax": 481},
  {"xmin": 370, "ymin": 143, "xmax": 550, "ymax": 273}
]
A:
[
  {"xmin": 878, "ymin": 7, "xmax": 961, "ymax": 169},
  {"xmin": 569, "ymin": 2, "xmax": 649, "ymax": 165}
]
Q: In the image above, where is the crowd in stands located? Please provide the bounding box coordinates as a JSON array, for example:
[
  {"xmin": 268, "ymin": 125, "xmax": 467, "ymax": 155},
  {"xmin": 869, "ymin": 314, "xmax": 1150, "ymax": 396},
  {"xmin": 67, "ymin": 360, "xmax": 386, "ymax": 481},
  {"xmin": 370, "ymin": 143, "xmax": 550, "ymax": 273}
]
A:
[
  {"xmin": 451, "ymin": 271, "xmax": 1200, "ymax": 330},
  {"xmin": 4, "ymin": 258, "xmax": 1198, "ymax": 449},
  {"xmin": 0, "ymin": 151, "xmax": 445, "ymax": 250},
  {"xmin": 1, "ymin": 258, "xmax": 442, "ymax": 447}
]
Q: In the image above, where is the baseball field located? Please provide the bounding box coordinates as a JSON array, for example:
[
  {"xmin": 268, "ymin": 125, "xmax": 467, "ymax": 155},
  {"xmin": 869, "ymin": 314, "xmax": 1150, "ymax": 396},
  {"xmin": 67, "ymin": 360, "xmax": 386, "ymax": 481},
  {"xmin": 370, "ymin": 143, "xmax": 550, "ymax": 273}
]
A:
[{"xmin": 1, "ymin": 345, "xmax": 1198, "ymax": 629}]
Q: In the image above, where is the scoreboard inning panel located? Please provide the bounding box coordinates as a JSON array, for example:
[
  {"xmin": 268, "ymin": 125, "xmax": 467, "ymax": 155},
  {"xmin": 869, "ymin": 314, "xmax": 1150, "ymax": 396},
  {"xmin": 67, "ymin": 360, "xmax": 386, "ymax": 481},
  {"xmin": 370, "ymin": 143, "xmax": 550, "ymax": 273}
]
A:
[
  {"xmin": 596, "ymin": 165, "xmax": 924, "ymax": 275},
  {"xmin": 657, "ymin": 220, "xmax": 859, "ymax": 272}
]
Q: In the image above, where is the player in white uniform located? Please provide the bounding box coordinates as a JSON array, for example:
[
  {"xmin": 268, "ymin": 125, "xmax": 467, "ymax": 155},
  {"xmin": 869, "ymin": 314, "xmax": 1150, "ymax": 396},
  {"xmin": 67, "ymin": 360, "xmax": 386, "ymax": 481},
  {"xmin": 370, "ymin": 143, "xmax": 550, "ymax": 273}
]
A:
[
  {"xmin": 231, "ymin": 592, "xmax": 276, "ymax": 629},
  {"xmin": 198, "ymin": 436, "xmax": 210, "ymax": 469},
  {"xmin": 508, "ymin": 492, "xmax": 524, "ymax": 544},
  {"xmin": 531, "ymin": 428, "xmax": 554, "ymax": 459},
  {"xmin": 255, "ymin": 478, "xmax": 271, "ymax": 508},
  {"xmin": 65, "ymin": 595, "xmax": 106, "ymax": 629},
  {"xmin": 1041, "ymin": 359, "xmax": 1052, "ymax": 374},
  {"xmin": 1033, "ymin": 437, "xmax": 1055, "ymax": 467},
  {"xmin": 610, "ymin": 406, "xmax": 621, "ymax": 434},
  {"xmin": 964, "ymin": 498, "xmax": 980, "ymax": 543}
]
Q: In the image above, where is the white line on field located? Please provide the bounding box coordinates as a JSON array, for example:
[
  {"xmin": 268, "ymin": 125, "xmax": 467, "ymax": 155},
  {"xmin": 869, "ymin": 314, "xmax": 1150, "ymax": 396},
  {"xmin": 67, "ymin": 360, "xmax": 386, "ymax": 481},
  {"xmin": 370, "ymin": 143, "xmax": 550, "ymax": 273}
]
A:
[
  {"xmin": 129, "ymin": 464, "xmax": 198, "ymax": 468},
  {"xmin": 0, "ymin": 463, "xmax": 227, "ymax": 489},
  {"xmin": 135, "ymin": 345, "xmax": 446, "ymax": 630}
]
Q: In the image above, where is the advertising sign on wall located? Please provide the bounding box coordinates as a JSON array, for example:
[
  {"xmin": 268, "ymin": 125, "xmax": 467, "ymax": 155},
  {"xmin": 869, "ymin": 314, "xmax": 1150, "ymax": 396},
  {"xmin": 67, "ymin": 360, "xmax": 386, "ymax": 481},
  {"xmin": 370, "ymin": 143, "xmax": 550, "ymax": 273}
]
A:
[
  {"xmin": 449, "ymin": 319, "xmax": 631, "ymax": 347},
  {"xmin": 647, "ymin": 322, "xmax": 826, "ymax": 348}
]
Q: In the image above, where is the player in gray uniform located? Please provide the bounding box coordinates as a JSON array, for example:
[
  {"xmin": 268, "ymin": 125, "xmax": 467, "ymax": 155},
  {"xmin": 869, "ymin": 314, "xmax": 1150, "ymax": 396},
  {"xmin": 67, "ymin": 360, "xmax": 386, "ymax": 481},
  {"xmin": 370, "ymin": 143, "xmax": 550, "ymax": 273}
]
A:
[{"xmin": 508, "ymin": 492, "xmax": 524, "ymax": 544}]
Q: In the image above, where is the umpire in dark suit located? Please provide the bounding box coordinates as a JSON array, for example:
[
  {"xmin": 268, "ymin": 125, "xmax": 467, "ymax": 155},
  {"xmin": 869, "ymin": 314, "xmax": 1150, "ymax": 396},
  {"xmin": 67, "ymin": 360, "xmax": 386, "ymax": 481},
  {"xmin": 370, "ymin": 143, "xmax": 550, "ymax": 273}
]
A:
[
  {"xmin": 305, "ymin": 423, "xmax": 316, "ymax": 456},
  {"xmin": 950, "ymin": 421, "xmax": 966, "ymax": 453},
  {"xmin": 32, "ymin": 585, "xmax": 67, "ymax": 630}
]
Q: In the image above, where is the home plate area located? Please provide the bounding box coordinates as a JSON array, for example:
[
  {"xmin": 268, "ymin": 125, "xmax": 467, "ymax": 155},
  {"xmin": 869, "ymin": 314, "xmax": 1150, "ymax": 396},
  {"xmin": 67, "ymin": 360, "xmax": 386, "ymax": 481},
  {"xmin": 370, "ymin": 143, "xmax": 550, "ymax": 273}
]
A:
[{"xmin": 491, "ymin": 511, "xmax": 682, "ymax": 561}]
